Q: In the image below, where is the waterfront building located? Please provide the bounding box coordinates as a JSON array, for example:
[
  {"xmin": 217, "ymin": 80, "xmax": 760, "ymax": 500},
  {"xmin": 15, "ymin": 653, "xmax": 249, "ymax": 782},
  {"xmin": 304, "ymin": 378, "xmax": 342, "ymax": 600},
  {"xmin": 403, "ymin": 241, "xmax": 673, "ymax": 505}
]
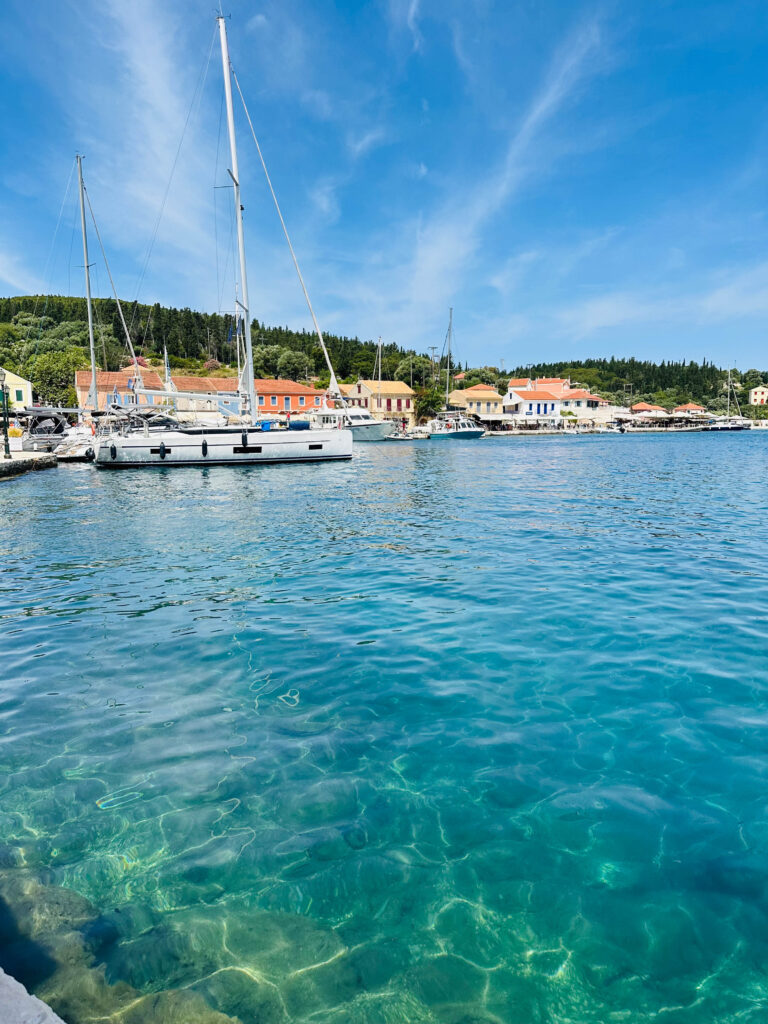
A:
[
  {"xmin": 748, "ymin": 386, "xmax": 768, "ymax": 406},
  {"xmin": 504, "ymin": 387, "xmax": 563, "ymax": 422},
  {"xmin": 560, "ymin": 389, "xmax": 610, "ymax": 417},
  {"xmin": 75, "ymin": 367, "xmax": 330, "ymax": 413},
  {"xmin": 631, "ymin": 402, "xmax": 667, "ymax": 414},
  {"xmin": 0, "ymin": 367, "xmax": 33, "ymax": 408},
  {"xmin": 448, "ymin": 383, "xmax": 509, "ymax": 428},
  {"xmin": 339, "ymin": 379, "xmax": 416, "ymax": 427},
  {"xmin": 501, "ymin": 376, "xmax": 611, "ymax": 426},
  {"xmin": 75, "ymin": 367, "xmax": 163, "ymax": 409}
]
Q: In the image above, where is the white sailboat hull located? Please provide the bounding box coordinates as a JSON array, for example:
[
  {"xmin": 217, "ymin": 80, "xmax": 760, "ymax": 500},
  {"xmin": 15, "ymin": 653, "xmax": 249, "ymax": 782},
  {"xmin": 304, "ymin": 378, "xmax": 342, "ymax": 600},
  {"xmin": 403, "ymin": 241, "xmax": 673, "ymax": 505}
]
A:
[{"xmin": 95, "ymin": 426, "xmax": 353, "ymax": 467}]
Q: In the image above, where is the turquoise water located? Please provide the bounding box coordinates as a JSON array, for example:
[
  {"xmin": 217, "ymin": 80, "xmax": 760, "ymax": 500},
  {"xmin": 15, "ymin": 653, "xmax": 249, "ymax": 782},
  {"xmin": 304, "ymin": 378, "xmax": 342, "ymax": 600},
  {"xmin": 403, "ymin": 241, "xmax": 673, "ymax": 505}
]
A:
[{"xmin": 2, "ymin": 433, "xmax": 768, "ymax": 1023}]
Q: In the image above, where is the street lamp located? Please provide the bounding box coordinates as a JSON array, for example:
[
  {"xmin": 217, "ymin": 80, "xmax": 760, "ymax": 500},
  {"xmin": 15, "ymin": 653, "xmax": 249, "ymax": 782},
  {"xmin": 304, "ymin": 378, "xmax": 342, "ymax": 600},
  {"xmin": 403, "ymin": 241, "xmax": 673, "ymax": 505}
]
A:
[{"xmin": 0, "ymin": 368, "xmax": 11, "ymax": 459}]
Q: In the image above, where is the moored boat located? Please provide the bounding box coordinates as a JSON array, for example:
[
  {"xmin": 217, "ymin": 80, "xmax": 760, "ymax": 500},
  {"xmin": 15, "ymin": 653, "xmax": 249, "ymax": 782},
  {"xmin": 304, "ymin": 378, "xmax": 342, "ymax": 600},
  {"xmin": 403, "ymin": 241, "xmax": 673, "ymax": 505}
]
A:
[{"xmin": 95, "ymin": 16, "xmax": 351, "ymax": 469}]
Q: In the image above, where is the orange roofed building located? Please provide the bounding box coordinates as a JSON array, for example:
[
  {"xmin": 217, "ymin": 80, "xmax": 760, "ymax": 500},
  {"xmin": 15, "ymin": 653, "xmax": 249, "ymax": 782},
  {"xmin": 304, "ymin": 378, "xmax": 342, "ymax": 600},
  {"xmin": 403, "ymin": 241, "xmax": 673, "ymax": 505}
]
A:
[
  {"xmin": 631, "ymin": 402, "xmax": 666, "ymax": 413},
  {"xmin": 673, "ymin": 402, "xmax": 706, "ymax": 414},
  {"xmin": 75, "ymin": 367, "xmax": 331, "ymax": 413}
]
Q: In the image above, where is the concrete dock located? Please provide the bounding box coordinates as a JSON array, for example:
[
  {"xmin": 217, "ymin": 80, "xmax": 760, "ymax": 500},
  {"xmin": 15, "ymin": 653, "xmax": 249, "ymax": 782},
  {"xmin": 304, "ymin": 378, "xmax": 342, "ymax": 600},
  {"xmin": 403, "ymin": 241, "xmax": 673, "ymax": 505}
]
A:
[
  {"xmin": 0, "ymin": 968, "xmax": 67, "ymax": 1024},
  {"xmin": 0, "ymin": 452, "xmax": 58, "ymax": 480}
]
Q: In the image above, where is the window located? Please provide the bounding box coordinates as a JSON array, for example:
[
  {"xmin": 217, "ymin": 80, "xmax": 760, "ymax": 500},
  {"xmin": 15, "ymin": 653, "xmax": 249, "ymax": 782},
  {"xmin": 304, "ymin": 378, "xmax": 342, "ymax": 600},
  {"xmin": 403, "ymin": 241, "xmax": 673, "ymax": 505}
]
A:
[
  {"xmin": 299, "ymin": 396, "xmax": 305, "ymax": 406},
  {"xmin": 270, "ymin": 395, "xmax": 277, "ymax": 406},
  {"xmin": 386, "ymin": 398, "xmax": 392, "ymax": 411},
  {"xmin": 396, "ymin": 398, "xmax": 402, "ymax": 411},
  {"xmin": 258, "ymin": 395, "xmax": 264, "ymax": 405},
  {"xmin": 314, "ymin": 397, "xmax": 320, "ymax": 405},
  {"xmin": 536, "ymin": 403, "xmax": 541, "ymax": 414},
  {"xmin": 486, "ymin": 402, "xmax": 490, "ymax": 412},
  {"xmin": 377, "ymin": 397, "xmax": 381, "ymax": 408},
  {"xmin": 405, "ymin": 399, "xmax": 410, "ymax": 409},
  {"xmin": 284, "ymin": 396, "xmax": 290, "ymax": 410},
  {"xmin": 15, "ymin": 389, "xmax": 23, "ymax": 402},
  {"xmin": 364, "ymin": 398, "xmax": 368, "ymax": 407}
]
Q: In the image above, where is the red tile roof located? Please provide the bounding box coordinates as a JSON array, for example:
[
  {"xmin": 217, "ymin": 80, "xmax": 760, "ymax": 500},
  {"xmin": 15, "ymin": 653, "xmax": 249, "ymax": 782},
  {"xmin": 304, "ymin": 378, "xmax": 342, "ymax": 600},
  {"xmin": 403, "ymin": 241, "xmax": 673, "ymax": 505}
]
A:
[
  {"xmin": 562, "ymin": 389, "xmax": 608, "ymax": 404},
  {"xmin": 673, "ymin": 402, "xmax": 705, "ymax": 412},
  {"xmin": 464, "ymin": 383, "xmax": 501, "ymax": 393},
  {"xmin": 76, "ymin": 369, "xmax": 328, "ymax": 398},
  {"xmin": 508, "ymin": 377, "xmax": 532, "ymax": 388},
  {"xmin": 508, "ymin": 388, "xmax": 561, "ymax": 401},
  {"xmin": 631, "ymin": 402, "xmax": 666, "ymax": 412},
  {"xmin": 453, "ymin": 372, "xmax": 466, "ymax": 380},
  {"xmin": 75, "ymin": 369, "xmax": 163, "ymax": 390}
]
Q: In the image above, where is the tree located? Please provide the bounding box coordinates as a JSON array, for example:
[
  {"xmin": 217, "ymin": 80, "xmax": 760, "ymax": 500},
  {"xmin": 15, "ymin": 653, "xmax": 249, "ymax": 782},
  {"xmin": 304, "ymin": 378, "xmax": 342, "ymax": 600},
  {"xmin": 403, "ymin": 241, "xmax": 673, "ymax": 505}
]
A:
[
  {"xmin": 252, "ymin": 344, "xmax": 283, "ymax": 377},
  {"xmin": 394, "ymin": 355, "xmax": 431, "ymax": 386},
  {"xmin": 742, "ymin": 369, "xmax": 765, "ymax": 391},
  {"xmin": 414, "ymin": 385, "xmax": 444, "ymax": 422},
  {"xmin": 277, "ymin": 349, "xmax": 309, "ymax": 381},
  {"xmin": 30, "ymin": 347, "xmax": 89, "ymax": 406}
]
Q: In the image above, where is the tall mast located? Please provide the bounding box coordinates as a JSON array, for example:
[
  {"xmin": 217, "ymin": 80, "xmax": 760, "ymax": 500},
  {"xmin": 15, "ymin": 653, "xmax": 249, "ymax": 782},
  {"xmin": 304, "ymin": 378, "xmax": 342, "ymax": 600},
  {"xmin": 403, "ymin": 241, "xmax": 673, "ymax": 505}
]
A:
[
  {"xmin": 445, "ymin": 307, "xmax": 453, "ymax": 406},
  {"xmin": 218, "ymin": 16, "xmax": 257, "ymax": 420},
  {"xmin": 727, "ymin": 368, "xmax": 731, "ymax": 418},
  {"xmin": 77, "ymin": 155, "xmax": 98, "ymax": 409}
]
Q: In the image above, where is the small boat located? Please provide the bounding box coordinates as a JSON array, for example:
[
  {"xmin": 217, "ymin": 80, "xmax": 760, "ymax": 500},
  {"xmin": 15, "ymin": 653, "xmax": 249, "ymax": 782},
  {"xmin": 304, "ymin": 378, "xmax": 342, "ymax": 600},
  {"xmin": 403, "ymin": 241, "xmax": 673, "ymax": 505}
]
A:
[{"xmin": 384, "ymin": 429, "xmax": 431, "ymax": 441}]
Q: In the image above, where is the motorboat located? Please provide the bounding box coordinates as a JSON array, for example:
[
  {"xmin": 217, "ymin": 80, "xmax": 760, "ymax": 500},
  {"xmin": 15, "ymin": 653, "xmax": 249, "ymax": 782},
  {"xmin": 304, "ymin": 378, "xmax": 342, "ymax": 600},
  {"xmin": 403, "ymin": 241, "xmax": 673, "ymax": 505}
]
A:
[
  {"xmin": 426, "ymin": 412, "xmax": 484, "ymax": 439},
  {"xmin": 16, "ymin": 408, "xmax": 92, "ymax": 454},
  {"xmin": 308, "ymin": 405, "xmax": 395, "ymax": 441}
]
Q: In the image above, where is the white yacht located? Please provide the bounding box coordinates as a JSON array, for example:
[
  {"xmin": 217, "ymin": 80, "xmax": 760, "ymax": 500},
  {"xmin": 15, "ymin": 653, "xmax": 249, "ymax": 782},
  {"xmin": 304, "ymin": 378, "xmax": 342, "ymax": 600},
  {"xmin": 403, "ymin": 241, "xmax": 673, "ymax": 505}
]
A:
[
  {"xmin": 309, "ymin": 405, "xmax": 395, "ymax": 441},
  {"xmin": 95, "ymin": 16, "xmax": 351, "ymax": 469}
]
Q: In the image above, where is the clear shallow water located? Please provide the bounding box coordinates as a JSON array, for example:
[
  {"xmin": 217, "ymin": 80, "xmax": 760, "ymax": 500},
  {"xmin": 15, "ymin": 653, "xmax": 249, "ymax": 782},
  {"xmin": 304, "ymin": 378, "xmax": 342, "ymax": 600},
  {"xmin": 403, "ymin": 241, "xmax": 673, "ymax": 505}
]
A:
[{"xmin": 1, "ymin": 433, "xmax": 768, "ymax": 1023}]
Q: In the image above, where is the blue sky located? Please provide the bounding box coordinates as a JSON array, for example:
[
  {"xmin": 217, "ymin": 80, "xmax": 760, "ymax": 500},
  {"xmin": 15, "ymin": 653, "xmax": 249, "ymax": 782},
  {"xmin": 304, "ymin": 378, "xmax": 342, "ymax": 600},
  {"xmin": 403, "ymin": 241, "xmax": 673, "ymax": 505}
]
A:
[{"xmin": 1, "ymin": 0, "xmax": 767, "ymax": 368}]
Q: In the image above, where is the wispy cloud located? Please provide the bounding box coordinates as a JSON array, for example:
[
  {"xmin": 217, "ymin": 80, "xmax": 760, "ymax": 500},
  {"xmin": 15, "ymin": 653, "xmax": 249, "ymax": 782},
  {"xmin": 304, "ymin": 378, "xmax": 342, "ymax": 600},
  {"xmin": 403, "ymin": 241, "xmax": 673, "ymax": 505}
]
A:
[
  {"xmin": 555, "ymin": 260, "xmax": 768, "ymax": 341},
  {"xmin": 350, "ymin": 17, "xmax": 606, "ymax": 341},
  {"xmin": 347, "ymin": 127, "xmax": 388, "ymax": 159},
  {"xmin": 388, "ymin": 0, "xmax": 423, "ymax": 53},
  {"xmin": 0, "ymin": 244, "xmax": 44, "ymax": 295}
]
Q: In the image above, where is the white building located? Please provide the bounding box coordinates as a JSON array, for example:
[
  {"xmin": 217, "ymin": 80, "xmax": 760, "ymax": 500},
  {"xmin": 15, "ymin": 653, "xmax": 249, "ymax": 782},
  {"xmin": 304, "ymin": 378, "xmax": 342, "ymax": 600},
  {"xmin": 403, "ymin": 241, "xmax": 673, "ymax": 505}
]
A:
[{"xmin": 748, "ymin": 385, "xmax": 768, "ymax": 406}]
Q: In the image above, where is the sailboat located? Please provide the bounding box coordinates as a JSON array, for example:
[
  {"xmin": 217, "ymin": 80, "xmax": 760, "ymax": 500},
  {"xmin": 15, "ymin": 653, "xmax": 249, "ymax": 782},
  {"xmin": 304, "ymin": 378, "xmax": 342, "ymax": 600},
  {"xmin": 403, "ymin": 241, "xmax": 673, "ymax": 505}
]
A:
[
  {"xmin": 425, "ymin": 308, "xmax": 484, "ymax": 439},
  {"xmin": 94, "ymin": 16, "xmax": 352, "ymax": 468}
]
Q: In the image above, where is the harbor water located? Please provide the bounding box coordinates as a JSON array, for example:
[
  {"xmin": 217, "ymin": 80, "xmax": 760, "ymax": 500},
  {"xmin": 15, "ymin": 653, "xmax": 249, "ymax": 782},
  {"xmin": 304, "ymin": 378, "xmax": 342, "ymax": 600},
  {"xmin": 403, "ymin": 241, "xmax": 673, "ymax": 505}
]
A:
[{"xmin": 2, "ymin": 432, "xmax": 768, "ymax": 1023}]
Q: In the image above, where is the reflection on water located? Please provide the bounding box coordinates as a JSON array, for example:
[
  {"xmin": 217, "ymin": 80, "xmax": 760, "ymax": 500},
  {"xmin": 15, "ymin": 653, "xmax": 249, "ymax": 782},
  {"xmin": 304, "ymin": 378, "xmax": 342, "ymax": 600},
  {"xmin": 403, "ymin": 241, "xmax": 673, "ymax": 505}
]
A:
[{"xmin": 2, "ymin": 433, "xmax": 768, "ymax": 1022}]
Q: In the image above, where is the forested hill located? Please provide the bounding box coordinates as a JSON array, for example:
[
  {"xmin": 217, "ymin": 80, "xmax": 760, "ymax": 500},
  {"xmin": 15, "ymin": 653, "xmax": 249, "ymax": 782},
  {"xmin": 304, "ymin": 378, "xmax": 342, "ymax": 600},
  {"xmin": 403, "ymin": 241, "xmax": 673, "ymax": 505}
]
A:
[
  {"xmin": 505, "ymin": 358, "xmax": 760, "ymax": 409},
  {"xmin": 0, "ymin": 294, "xmax": 405, "ymax": 380},
  {"xmin": 1, "ymin": 293, "xmax": 764, "ymax": 412}
]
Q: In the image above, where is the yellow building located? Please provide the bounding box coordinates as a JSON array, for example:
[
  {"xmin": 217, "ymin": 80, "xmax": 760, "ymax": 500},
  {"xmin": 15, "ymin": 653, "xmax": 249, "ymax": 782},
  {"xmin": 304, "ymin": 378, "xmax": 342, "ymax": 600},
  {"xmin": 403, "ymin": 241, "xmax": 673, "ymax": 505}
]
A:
[
  {"xmin": 449, "ymin": 383, "xmax": 505, "ymax": 419},
  {"xmin": 340, "ymin": 379, "xmax": 416, "ymax": 427},
  {"xmin": 1, "ymin": 368, "xmax": 33, "ymax": 408}
]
